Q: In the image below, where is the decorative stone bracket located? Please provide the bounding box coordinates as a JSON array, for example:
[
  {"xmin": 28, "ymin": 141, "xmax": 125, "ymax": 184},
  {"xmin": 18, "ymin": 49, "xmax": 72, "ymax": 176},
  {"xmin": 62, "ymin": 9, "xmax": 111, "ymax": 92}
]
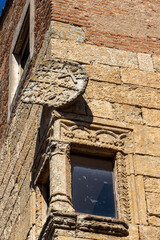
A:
[{"xmin": 21, "ymin": 60, "xmax": 89, "ymax": 108}]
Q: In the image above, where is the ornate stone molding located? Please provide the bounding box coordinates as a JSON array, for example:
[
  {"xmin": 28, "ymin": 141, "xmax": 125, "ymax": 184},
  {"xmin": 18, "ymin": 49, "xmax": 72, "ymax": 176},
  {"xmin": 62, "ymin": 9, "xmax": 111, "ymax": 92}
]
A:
[
  {"xmin": 22, "ymin": 60, "xmax": 89, "ymax": 108},
  {"xmin": 53, "ymin": 119, "xmax": 131, "ymax": 152},
  {"xmin": 48, "ymin": 139, "xmax": 70, "ymax": 158},
  {"xmin": 38, "ymin": 212, "xmax": 129, "ymax": 240},
  {"xmin": 115, "ymin": 152, "xmax": 131, "ymax": 223}
]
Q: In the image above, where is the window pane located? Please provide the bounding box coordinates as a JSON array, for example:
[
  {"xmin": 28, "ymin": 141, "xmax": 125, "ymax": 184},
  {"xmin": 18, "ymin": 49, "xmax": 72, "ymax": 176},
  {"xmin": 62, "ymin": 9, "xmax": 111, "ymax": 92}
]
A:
[{"xmin": 71, "ymin": 154, "xmax": 117, "ymax": 218}]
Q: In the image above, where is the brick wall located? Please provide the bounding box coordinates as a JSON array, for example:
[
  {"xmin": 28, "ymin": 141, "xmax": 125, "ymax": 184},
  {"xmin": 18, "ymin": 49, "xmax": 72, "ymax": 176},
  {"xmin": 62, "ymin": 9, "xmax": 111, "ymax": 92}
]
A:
[{"xmin": 51, "ymin": 0, "xmax": 160, "ymax": 54}]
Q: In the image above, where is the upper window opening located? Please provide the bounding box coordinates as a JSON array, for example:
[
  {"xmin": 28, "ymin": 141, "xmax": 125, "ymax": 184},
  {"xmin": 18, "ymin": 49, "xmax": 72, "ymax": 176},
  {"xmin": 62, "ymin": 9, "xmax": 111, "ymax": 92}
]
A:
[
  {"xmin": 71, "ymin": 153, "xmax": 117, "ymax": 218},
  {"xmin": 13, "ymin": 8, "xmax": 30, "ymax": 80},
  {"xmin": 8, "ymin": 0, "xmax": 35, "ymax": 121}
]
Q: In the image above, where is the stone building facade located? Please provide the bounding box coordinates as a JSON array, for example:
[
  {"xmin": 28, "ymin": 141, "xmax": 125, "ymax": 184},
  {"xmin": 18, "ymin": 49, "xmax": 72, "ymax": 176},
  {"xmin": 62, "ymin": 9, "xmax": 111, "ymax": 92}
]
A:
[{"xmin": 1, "ymin": 0, "xmax": 160, "ymax": 240}]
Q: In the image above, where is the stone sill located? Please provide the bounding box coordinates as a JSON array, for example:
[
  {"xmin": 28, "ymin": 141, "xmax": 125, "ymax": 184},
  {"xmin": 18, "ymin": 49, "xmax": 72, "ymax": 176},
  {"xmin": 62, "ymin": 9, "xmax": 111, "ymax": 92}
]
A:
[{"xmin": 39, "ymin": 211, "xmax": 129, "ymax": 240}]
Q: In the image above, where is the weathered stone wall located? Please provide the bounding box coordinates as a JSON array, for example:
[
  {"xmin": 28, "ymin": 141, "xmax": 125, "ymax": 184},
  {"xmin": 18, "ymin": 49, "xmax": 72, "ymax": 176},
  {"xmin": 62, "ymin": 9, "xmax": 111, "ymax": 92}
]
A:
[
  {"xmin": 0, "ymin": 103, "xmax": 42, "ymax": 240},
  {"xmin": 1, "ymin": 1, "xmax": 160, "ymax": 240},
  {"xmin": 46, "ymin": 21, "xmax": 160, "ymax": 239}
]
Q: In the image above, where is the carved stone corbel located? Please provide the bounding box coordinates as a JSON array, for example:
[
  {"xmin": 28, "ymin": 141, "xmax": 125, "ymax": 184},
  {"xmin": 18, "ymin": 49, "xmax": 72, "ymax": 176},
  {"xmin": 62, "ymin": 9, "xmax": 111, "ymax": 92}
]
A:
[{"xmin": 21, "ymin": 60, "xmax": 89, "ymax": 108}]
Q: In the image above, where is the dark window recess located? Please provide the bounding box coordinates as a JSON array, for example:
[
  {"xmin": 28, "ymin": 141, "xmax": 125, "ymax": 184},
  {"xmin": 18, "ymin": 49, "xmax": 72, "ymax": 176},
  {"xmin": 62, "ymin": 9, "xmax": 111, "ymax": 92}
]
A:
[
  {"xmin": 37, "ymin": 160, "xmax": 50, "ymax": 214},
  {"xmin": 13, "ymin": 7, "xmax": 30, "ymax": 79},
  {"xmin": 71, "ymin": 154, "xmax": 117, "ymax": 218},
  {"xmin": 20, "ymin": 34, "xmax": 29, "ymax": 71},
  {"xmin": 39, "ymin": 177, "xmax": 50, "ymax": 213}
]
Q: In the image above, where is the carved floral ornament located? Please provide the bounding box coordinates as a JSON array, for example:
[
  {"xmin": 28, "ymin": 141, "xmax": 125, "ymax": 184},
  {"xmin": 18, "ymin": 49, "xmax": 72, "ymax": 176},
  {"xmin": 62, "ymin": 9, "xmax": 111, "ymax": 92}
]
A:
[
  {"xmin": 50, "ymin": 119, "xmax": 132, "ymax": 152},
  {"xmin": 21, "ymin": 60, "xmax": 89, "ymax": 108}
]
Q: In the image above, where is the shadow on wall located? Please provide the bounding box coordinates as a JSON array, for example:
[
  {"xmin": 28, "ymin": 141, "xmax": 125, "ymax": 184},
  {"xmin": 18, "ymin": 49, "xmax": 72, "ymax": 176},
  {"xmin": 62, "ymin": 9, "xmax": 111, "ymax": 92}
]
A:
[
  {"xmin": 60, "ymin": 96, "xmax": 93, "ymax": 123},
  {"xmin": 31, "ymin": 96, "xmax": 93, "ymax": 185}
]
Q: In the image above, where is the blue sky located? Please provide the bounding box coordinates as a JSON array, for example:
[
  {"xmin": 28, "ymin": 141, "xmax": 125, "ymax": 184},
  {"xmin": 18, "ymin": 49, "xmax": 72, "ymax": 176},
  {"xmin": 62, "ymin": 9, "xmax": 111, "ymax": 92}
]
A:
[{"xmin": 0, "ymin": 0, "xmax": 7, "ymax": 15}]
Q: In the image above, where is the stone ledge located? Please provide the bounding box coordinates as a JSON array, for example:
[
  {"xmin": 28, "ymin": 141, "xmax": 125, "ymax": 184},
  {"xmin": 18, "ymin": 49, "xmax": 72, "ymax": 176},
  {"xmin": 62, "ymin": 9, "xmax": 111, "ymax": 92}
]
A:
[{"xmin": 38, "ymin": 211, "xmax": 129, "ymax": 240}]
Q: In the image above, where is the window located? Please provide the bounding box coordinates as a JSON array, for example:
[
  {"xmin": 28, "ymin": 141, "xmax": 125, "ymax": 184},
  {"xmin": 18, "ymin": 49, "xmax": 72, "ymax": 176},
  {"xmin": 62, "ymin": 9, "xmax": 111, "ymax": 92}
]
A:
[
  {"xmin": 8, "ymin": 0, "xmax": 35, "ymax": 121},
  {"xmin": 71, "ymin": 153, "xmax": 117, "ymax": 218},
  {"xmin": 31, "ymin": 118, "xmax": 131, "ymax": 238},
  {"xmin": 13, "ymin": 8, "xmax": 30, "ymax": 81}
]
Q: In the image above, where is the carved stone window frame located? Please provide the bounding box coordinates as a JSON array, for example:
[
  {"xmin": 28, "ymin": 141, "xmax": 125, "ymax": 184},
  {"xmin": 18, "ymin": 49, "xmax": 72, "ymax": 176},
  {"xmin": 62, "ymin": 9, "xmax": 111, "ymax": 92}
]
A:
[
  {"xmin": 33, "ymin": 118, "xmax": 132, "ymax": 239},
  {"xmin": 8, "ymin": 0, "xmax": 35, "ymax": 121}
]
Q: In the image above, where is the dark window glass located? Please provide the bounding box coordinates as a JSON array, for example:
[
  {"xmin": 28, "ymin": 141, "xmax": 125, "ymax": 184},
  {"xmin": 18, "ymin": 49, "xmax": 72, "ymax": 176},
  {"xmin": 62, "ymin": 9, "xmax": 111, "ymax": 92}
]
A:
[
  {"xmin": 71, "ymin": 154, "xmax": 117, "ymax": 218},
  {"xmin": 20, "ymin": 32, "xmax": 29, "ymax": 71},
  {"xmin": 13, "ymin": 8, "xmax": 30, "ymax": 79}
]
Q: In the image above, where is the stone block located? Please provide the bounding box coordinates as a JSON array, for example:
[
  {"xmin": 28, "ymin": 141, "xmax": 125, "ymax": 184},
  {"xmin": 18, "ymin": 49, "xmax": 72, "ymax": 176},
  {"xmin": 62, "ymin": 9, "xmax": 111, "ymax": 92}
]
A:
[
  {"xmin": 0, "ymin": 140, "xmax": 12, "ymax": 185},
  {"xmin": 49, "ymin": 39, "xmax": 138, "ymax": 68},
  {"xmin": 87, "ymin": 99, "xmax": 113, "ymax": 119},
  {"xmin": 152, "ymin": 54, "xmax": 160, "ymax": 72},
  {"xmin": 0, "ymin": 174, "xmax": 15, "ymax": 215},
  {"xmin": 142, "ymin": 108, "xmax": 160, "ymax": 127},
  {"xmin": 139, "ymin": 226, "xmax": 160, "ymax": 240},
  {"xmin": 86, "ymin": 80, "xmax": 160, "ymax": 109},
  {"xmin": 113, "ymin": 103, "xmax": 143, "ymax": 124},
  {"xmin": 126, "ymin": 154, "xmax": 135, "ymax": 175},
  {"xmin": 121, "ymin": 68, "xmax": 160, "ymax": 88},
  {"xmin": 53, "ymin": 229, "xmax": 75, "ymax": 239},
  {"xmin": 9, "ymin": 103, "xmax": 32, "ymax": 155},
  {"xmin": 134, "ymin": 155, "xmax": 160, "ymax": 177},
  {"xmin": 0, "ymin": 186, "xmax": 19, "ymax": 238},
  {"xmin": 50, "ymin": 21, "xmax": 85, "ymax": 42},
  {"xmin": 76, "ymin": 231, "xmax": 121, "ymax": 240},
  {"xmin": 3, "ymin": 197, "xmax": 20, "ymax": 240},
  {"xmin": 5, "ymin": 217, "xmax": 20, "ymax": 240},
  {"xmin": 127, "ymin": 175, "xmax": 139, "ymax": 224},
  {"xmin": 19, "ymin": 198, "xmax": 31, "ymax": 240},
  {"xmin": 122, "ymin": 225, "xmax": 139, "ymax": 240},
  {"xmin": 83, "ymin": 64, "xmax": 121, "ymax": 83},
  {"xmin": 148, "ymin": 216, "xmax": 160, "ymax": 227},
  {"xmin": 54, "ymin": 237, "xmax": 76, "ymax": 240},
  {"xmin": 134, "ymin": 126, "xmax": 160, "ymax": 156},
  {"xmin": 137, "ymin": 53, "xmax": 154, "ymax": 72},
  {"xmin": 146, "ymin": 192, "xmax": 160, "ymax": 215},
  {"xmin": 20, "ymin": 171, "xmax": 31, "ymax": 213},
  {"xmin": 135, "ymin": 175, "xmax": 147, "ymax": 225},
  {"xmin": 144, "ymin": 177, "xmax": 160, "ymax": 193},
  {"xmin": 17, "ymin": 130, "xmax": 38, "ymax": 188}
]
